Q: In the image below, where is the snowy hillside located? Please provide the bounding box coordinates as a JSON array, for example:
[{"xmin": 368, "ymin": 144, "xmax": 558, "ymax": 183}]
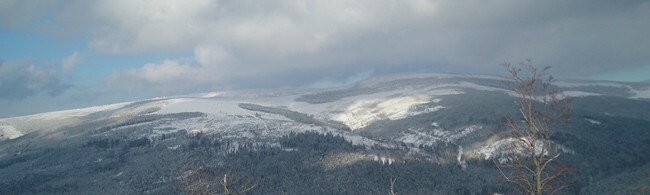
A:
[
  {"xmin": 2, "ymin": 72, "xmax": 649, "ymax": 156},
  {"xmin": 1, "ymin": 72, "xmax": 650, "ymax": 194}
]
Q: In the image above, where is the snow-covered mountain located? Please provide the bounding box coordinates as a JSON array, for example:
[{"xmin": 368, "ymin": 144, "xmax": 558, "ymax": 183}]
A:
[{"xmin": 1, "ymin": 72, "xmax": 649, "ymax": 194}]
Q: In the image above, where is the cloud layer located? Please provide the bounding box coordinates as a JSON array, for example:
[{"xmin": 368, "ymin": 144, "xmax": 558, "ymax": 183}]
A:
[
  {"xmin": 2, "ymin": 0, "xmax": 650, "ymax": 95},
  {"xmin": 62, "ymin": 51, "xmax": 81, "ymax": 70},
  {"xmin": 0, "ymin": 61, "xmax": 70, "ymax": 100}
]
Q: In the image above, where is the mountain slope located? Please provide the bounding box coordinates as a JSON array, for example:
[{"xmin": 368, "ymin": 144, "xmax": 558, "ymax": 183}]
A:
[{"xmin": 0, "ymin": 72, "xmax": 649, "ymax": 194}]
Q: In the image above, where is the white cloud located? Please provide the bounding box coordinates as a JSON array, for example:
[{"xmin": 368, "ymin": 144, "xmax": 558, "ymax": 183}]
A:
[
  {"xmin": 194, "ymin": 45, "xmax": 229, "ymax": 66},
  {"xmin": 108, "ymin": 60, "xmax": 205, "ymax": 94},
  {"xmin": 62, "ymin": 51, "xmax": 81, "ymax": 70},
  {"xmin": 87, "ymin": 0, "xmax": 213, "ymax": 53},
  {"xmin": 106, "ymin": 44, "xmax": 254, "ymax": 94}
]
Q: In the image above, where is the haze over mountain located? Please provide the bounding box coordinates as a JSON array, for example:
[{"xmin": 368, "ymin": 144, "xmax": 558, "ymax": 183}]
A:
[{"xmin": 1, "ymin": 73, "xmax": 649, "ymax": 194}]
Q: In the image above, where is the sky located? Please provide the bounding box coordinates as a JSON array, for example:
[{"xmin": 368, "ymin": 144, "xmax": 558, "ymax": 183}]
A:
[{"xmin": 1, "ymin": 0, "xmax": 650, "ymax": 118}]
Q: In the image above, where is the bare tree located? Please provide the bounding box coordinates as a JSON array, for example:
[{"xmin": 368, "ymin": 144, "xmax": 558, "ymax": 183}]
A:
[
  {"xmin": 178, "ymin": 163, "xmax": 210, "ymax": 195},
  {"xmin": 217, "ymin": 173, "xmax": 258, "ymax": 195},
  {"xmin": 496, "ymin": 59, "xmax": 574, "ymax": 195},
  {"xmin": 388, "ymin": 177, "xmax": 397, "ymax": 195},
  {"xmin": 179, "ymin": 163, "xmax": 258, "ymax": 195}
]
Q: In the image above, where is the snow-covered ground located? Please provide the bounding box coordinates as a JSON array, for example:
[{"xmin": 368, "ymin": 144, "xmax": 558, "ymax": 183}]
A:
[
  {"xmin": 0, "ymin": 102, "xmax": 132, "ymax": 139},
  {"xmin": 323, "ymin": 87, "xmax": 461, "ymax": 130},
  {"xmin": 397, "ymin": 130, "xmax": 444, "ymax": 147},
  {"xmin": 475, "ymin": 137, "xmax": 558, "ymax": 163},
  {"xmin": 632, "ymin": 88, "xmax": 650, "ymax": 99},
  {"xmin": 0, "ymin": 125, "xmax": 22, "ymax": 140},
  {"xmin": 1, "ymin": 72, "xmax": 647, "ymax": 152},
  {"xmin": 333, "ymin": 95, "xmax": 439, "ymax": 130},
  {"xmin": 155, "ymin": 98, "xmax": 248, "ymax": 116},
  {"xmin": 2, "ymin": 102, "xmax": 130, "ymax": 121},
  {"xmin": 563, "ymin": 91, "xmax": 601, "ymax": 97}
]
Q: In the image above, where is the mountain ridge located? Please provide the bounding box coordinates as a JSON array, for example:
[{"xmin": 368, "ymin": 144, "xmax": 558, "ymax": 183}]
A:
[
  {"xmin": 2, "ymin": 72, "xmax": 650, "ymax": 121},
  {"xmin": 1, "ymin": 72, "xmax": 649, "ymax": 194}
]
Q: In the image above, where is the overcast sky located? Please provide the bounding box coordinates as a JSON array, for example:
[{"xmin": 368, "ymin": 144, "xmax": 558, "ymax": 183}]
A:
[{"xmin": 1, "ymin": 0, "xmax": 650, "ymax": 117}]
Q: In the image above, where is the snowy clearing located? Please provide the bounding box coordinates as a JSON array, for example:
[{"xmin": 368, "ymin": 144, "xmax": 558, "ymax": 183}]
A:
[{"xmin": 0, "ymin": 125, "xmax": 23, "ymax": 139}]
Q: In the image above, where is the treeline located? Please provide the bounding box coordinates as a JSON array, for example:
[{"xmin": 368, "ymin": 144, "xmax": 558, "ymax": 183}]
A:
[
  {"xmin": 554, "ymin": 110, "xmax": 650, "ymax": 193},
  {"xmin": 279, "ymin": 131, "xmax": 361, "ymax": 152},
  {"xmin": 0, "ymin": 126, "xmax": 508, "ymax": 194},
  {"xmin": 182, "ymin": 132, "xmax": 505, "ymax": 194},
  {"xmin": 238, "ymin": 103, "xmax": 350, "ymax": 131},
  {"xmin": 185, "ymin": 132, "xmax": 255, "ymax": 154},
  {"xmin": 94, "ymin": 112, "xmax": 205, "ymax": 134}
]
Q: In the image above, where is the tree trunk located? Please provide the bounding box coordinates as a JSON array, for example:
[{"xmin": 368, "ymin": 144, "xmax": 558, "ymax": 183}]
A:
[{"xmin": 535, "ymin": 164, "xmax": 542, "ymax": 195}]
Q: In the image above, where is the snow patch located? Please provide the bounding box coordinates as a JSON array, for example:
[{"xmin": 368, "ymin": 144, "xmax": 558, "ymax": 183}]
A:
[
  {"xmin": 632, "ymin": 88, "xmax": 650, "ymax": 99},
  {"xmin": 397, "ymin": 130, "xmax": 442, "ymax": 146},
  {"xmin": 397, "ymin": 125, "xmax": 482, "ymax": 150},
  {"xmin": 201, "ymin": 92, "xmax": 221, "ymax": 98},
  {"xmin": 432, "ymin": 125, "xmax": 482, "ymax": 142},
  {"xmin": 477, "ymin": 138, "xmax": 521, "ymax": 162},
  {"xmin": 154, "ymin": 112, "xmax": 391, "ymax": 149},
  {"xmin": 334, "ymin": 95, "xmax": 441, "ymax": 130},
  {"xmin": 3, "ymin": 102, "xmax": 129, "ymax": 121},
  {"xmin": 373, "ymin": 155, "xmax": 395, "ymax": 165},
  {"xmin": 585, "ymin": 118, "xmax": 602, "ymax": 125},
  {"xmin": 563, "ymin": 91, "xmax": 600, "ymax": 97},
  {"xmin": 477, "ymin": 137, "xmax": 551, "ymax": 163},
  {"xmin": 0, "ymin": 125, "xmax": 23, "ymax": 139},
  {"xmin": 155, "ymin": 98, "xmax": 247, "ymax": 116},
  {"xmin": 168, "ymin": 144, "xmax": 181, "ymax": 150}
]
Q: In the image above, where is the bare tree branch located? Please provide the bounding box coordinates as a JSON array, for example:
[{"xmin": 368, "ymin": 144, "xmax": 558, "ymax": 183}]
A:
[
  {"xmin": 496, "ymin": 60, "xmax": 574, "ymax": 195},
  {"xmin": 179, "ymin": 163, "xmax": 258, "ymax": 195},
  {"xmin": 388, "ymin": 177, "xmax": 397, "ymax": 195}
]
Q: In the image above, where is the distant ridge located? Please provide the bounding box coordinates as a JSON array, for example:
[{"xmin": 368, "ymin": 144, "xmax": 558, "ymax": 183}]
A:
[{"xmin": 1, "ymin": 72, "xmax": 650, "ymax": 194}]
